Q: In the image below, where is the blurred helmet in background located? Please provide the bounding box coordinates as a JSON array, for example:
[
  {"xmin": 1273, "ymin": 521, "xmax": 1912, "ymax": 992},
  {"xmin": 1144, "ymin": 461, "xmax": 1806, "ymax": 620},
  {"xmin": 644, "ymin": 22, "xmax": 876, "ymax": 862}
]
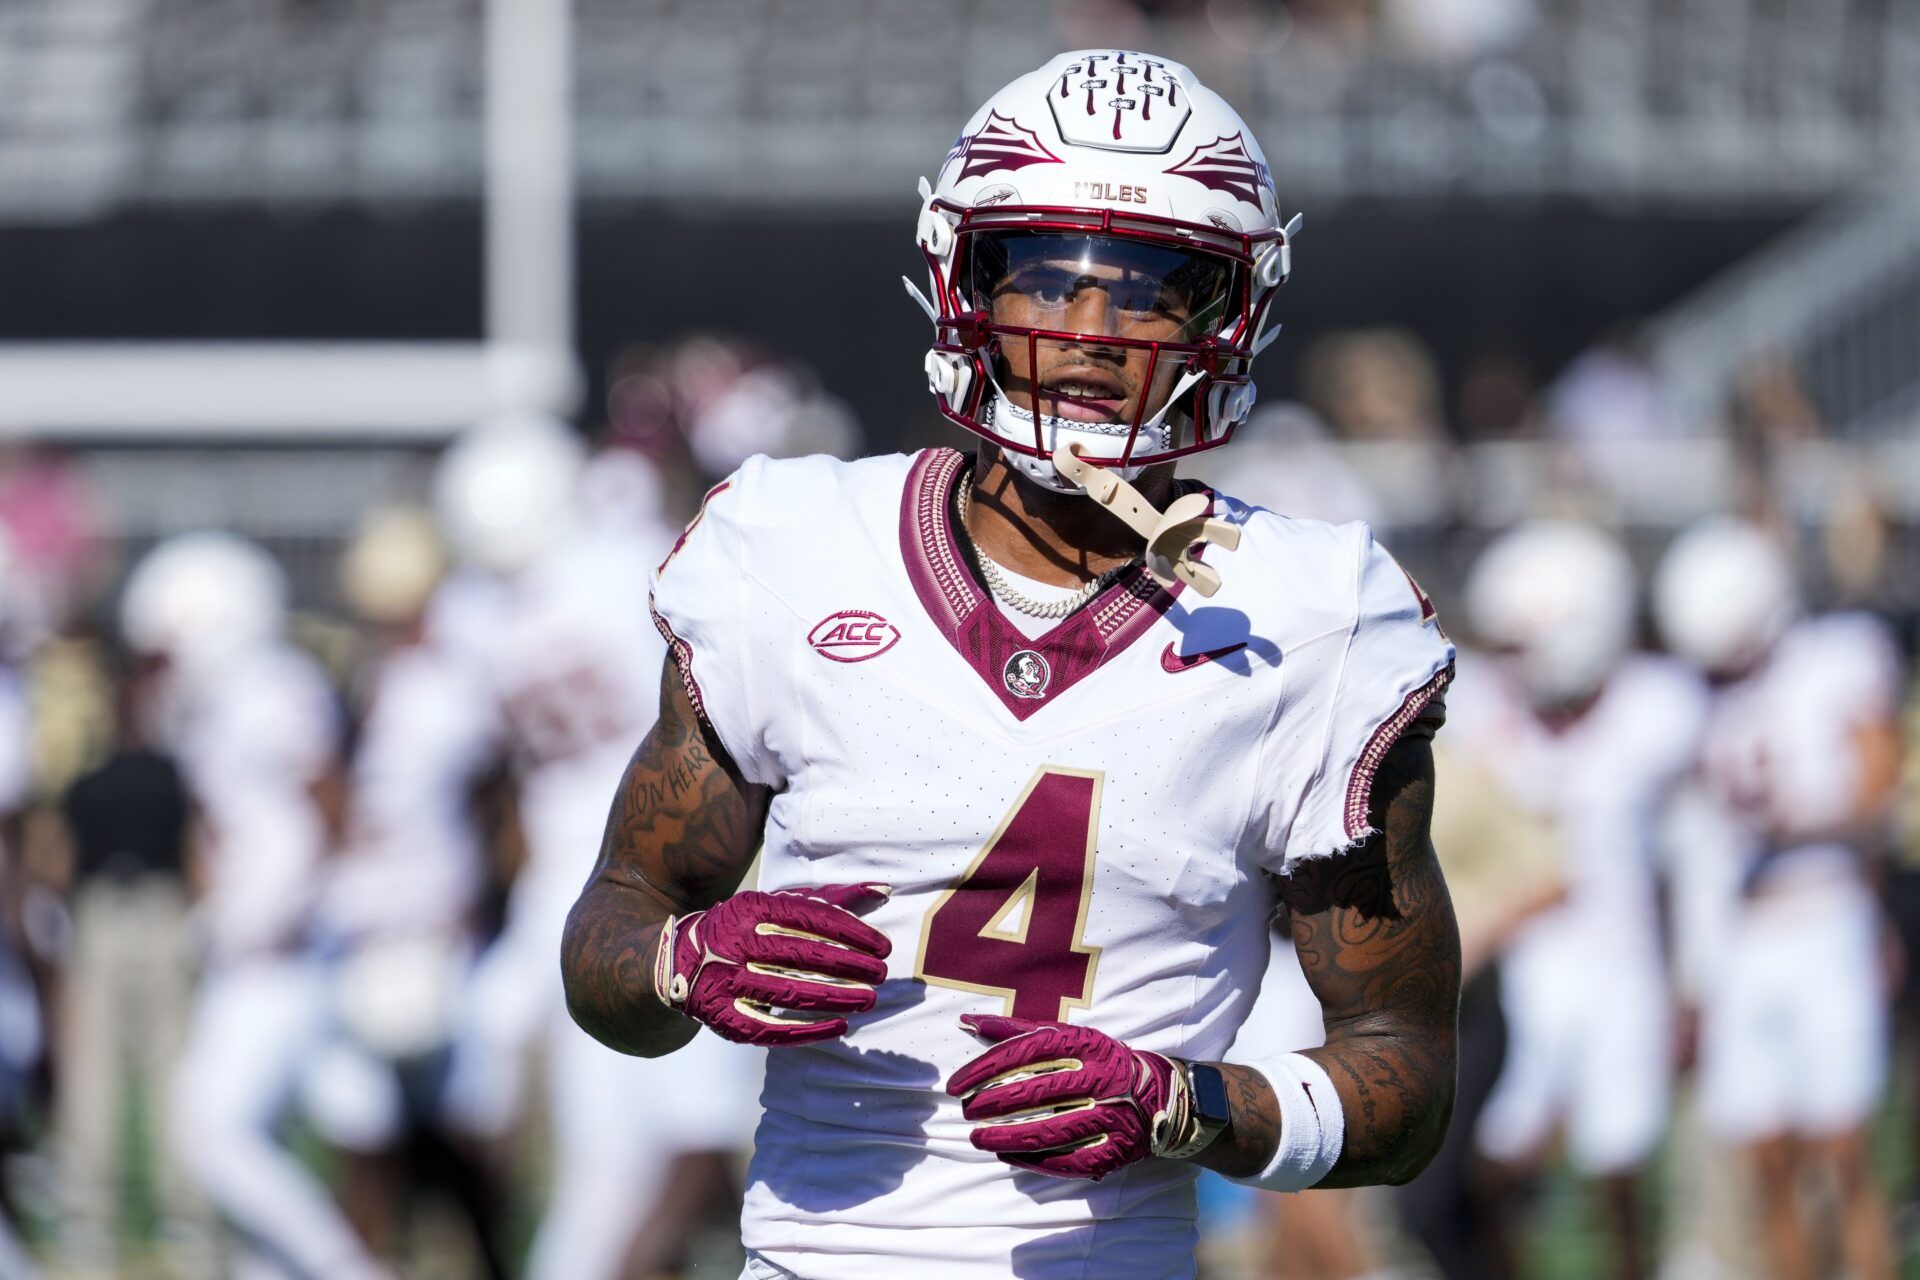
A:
[
  {"xmin": 579, "ymin": 446, "xmax": 669, "ymax": 537},
  {"xmin": 340, "ymin": 505, "xmax": 445, "ymax": 627},
  {"xmin": 686, "ymin": 364, "xmax": 860, "ymax": 478},
  {"xmin": 1653, "ymin": 517, "xmax": 1797, "ymax": 678},
  {"xmin": 120, "ymin": 531, "xmax": 287, "ymax": 675},
  {"xmin": 912, "ymin": 49, "xmax": 1298, "ymax": 491},
  {"xmin": 1466, "ymin": 519, "xmax": 1636, "ymax": 710},
  {"xmin": 434, "ymin": 414, "xmax": 583, "ymax": 576}
]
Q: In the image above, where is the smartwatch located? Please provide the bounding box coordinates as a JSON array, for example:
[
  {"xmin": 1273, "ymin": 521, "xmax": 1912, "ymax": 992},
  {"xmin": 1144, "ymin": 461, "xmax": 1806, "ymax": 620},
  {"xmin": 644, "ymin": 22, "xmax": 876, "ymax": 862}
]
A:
[
  {"xmin": 1157, "ymin": 1059, "xmax": 1233, "ymax": 1159},
  {"xmin": 1185, "ymin": 1061, "xmax": 1233, "ymax": 1153}
]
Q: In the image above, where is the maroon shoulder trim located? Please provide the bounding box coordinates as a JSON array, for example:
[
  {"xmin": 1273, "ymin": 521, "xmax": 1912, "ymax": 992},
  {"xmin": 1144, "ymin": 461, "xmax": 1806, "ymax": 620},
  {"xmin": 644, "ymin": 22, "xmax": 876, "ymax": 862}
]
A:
[
  {"xmin": 1342, "ymin": 661, "xmax": 1455, "ymax": 840},
  {"xmin": 657, "ymin": 479, "xmax": 733, "ymax": 575},
  {"xmin": 649, "ymin": 597, "xmax": 712, "ymax": 731}
]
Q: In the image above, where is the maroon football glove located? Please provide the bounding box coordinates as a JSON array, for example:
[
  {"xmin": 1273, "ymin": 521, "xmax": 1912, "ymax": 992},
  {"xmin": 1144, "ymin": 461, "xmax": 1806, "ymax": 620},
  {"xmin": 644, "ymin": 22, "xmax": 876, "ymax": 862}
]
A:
[
  {"xmin": 654, "ymin": 883, "xmax": 891, "ymax": 1047},
  {"xmin": 946, "ymin": 1014, "xmax": 1179, "ymax": 1181}
]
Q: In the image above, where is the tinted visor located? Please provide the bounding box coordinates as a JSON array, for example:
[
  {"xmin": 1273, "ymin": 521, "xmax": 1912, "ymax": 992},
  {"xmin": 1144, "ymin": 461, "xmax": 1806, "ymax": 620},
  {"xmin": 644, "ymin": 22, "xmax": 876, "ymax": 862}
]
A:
[{"xmin": 964, "ymin": 231, "xmax": 1241, "ymax": 344}]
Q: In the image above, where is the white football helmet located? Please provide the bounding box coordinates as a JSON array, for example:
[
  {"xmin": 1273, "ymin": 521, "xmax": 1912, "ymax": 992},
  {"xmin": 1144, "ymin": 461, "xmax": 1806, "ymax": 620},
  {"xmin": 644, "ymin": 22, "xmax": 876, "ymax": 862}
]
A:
[
  {"xmin": 434, "ymin": 414, "xmax": 584, "ymax": 576},
  {"xmin": 1653, "ymin": 517, "xmax": 1797, "ymax": 677},
  {"xmin": 910, "ymin": 49, "xmax": 1299, "ymax": 492},
  {"xmin": 1466, "ymin": 520, "xmax": 1637, "ymax": 710},
  {"xmin": 121, "ymin": 531, "xmax": 288, "ymax": 675}
]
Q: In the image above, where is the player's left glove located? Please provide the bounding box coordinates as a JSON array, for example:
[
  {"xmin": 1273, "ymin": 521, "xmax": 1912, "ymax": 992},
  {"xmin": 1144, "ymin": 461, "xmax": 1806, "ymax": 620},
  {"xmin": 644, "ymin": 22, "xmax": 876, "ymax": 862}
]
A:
[{"xmin": 945, "ymin": 1014, "xmax": 1192, "ymax": 1181}]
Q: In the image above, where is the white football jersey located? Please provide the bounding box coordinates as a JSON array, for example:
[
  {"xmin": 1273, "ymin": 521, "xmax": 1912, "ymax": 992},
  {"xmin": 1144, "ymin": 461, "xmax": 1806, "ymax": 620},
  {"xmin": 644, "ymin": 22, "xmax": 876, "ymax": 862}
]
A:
[
  {"xmin": 1698, "ymin": 612, "xmax": 1903, "ymax": 894},
  {"xmin": 1444, "ymin": 652, "xmax": 1707, "ymax": 957},
  {"xmin": 174, "ymin": 643, "xmax": 339, "ymax": 961},
  {"xmin": 316, "ymin": 636, "xmax": 501, "ymax": 941},
  {"xmin": 486, "ymin": 526, "xmax": 674, "ymax": 880},
  {"xmin": 650, "ymin": 449, "xmax": 1453, "ymax": 1279}
]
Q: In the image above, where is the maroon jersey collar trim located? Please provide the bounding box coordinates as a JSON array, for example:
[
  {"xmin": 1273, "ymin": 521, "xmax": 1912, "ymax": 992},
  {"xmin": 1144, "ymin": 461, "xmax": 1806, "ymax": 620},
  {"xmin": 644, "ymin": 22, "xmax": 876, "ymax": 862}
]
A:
[{"xmin": 899, "ymin": 448, "xmax": 1190, "ymax": 721}]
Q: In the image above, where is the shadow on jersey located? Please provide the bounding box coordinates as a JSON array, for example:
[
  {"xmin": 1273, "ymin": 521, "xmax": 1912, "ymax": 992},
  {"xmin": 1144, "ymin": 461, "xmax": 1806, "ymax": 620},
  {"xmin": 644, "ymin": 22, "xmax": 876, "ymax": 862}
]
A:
[
  {"xmin": 1162, "ymin": 601, "xmax": 1283, "ymax": 677},
  {"xmin": 750, "ymin": 980, "xmax": 940, "ymax": 1213}
]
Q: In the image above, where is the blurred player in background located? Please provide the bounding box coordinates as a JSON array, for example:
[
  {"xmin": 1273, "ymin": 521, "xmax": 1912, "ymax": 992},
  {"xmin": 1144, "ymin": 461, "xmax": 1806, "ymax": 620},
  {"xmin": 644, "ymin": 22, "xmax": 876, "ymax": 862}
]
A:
[
  {"xmin": 55, "ymin": 638, "xmax": 193, "ymax": 1276},
  {"xmin": 0, "ymin": 533, "xmax": 46, "ymax": 1280},
  {"xmin": 1656, "ymin": 518, "xmax": 1902, "ymax": 1280},
  {"xmin": 1896, "ymin": 676, "xmax": 1920, "ymax": 1217},
  {"xmin": 1454, "ymin": 520, "xmax": 1707, "ymax": 1280},
  {"xmin": 1399, "ymin": 733, "xmax": 1562, "ymax": 1280},
  {"xmin": 304, "ymin": 506, "xmax": 511, "ymax": 1276},
  {"xmin": 439, "ymin": 416, "xmax": 756, "ymax": 1280},
  {"xmin": 122, "ymin": 533, "xmax": 390, "ymax": 1280}
]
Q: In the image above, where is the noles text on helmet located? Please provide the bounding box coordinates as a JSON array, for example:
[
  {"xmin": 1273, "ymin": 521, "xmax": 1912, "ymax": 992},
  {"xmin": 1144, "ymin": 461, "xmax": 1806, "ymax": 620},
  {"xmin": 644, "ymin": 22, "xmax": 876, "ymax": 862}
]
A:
[{"xmin": 906, "ymin": 50, "xmax": 1301, "ymax": 496}]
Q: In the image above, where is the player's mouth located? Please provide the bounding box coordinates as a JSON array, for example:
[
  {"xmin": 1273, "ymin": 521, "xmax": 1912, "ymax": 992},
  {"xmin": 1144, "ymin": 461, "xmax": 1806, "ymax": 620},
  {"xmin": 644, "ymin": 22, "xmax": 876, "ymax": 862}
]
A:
[{"xmin": 1038, "ymin": 367, "xmax": 1129, "ymax": 423}]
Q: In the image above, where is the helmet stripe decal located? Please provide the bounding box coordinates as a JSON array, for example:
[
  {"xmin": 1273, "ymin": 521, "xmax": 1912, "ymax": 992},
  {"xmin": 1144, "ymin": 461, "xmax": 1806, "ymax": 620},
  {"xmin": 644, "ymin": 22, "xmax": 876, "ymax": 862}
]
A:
[
  {"xmin": 1165, "ymin": 133, "xmax": 1271, "ymax": 208},
  {"xmin": 947, "ymin": 112, "xmax": 1064, "ymax": 184}
]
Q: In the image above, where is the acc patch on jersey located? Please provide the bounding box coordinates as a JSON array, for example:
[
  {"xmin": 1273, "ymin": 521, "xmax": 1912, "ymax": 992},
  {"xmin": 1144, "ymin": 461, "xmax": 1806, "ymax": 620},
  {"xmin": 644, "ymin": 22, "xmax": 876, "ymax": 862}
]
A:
[{"xmin": 808, "ymin": 610, "xmax": 901, "ymax": 663}]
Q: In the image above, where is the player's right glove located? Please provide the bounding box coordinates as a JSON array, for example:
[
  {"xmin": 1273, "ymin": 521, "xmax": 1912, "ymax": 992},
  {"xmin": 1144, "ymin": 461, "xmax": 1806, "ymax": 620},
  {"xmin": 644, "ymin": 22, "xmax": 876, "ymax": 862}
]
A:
[{"xmin": 652, "ymin": 883, "xmax": 892, "ymax": 1047}]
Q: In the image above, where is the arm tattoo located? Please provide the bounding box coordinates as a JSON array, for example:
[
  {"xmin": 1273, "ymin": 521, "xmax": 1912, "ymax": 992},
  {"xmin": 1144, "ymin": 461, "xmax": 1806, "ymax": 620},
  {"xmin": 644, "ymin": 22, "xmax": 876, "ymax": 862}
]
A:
[
  {"xmin": 561, "ymin": 656, "xmax": 771, "ymax": 1057},
  {"xmin": 1185, "ymin": 1063, "xmax": 1284, "ymax": 1179},
  {"xmin": 1278, "ymin": 733, "xmax": 1461, "ymax": 1186},
  {"xmin": 1184, "ymin": 736, "xmax": 1458, "ymax": 1185}
]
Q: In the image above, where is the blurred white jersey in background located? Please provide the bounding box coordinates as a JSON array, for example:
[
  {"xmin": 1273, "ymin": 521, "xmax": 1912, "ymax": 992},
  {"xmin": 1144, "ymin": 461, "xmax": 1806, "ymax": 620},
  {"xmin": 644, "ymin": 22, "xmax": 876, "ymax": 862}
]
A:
[
  {"xmin": 1450, "ymin": 653, "xmax": 1707, "ymax": 1174},
  {"xmin": 174, "ymin": 643, "xmax": 338, "ymax": 963},
  {"xmin": 1692, "ymin": 612, "xmax": 1903, "ymax": 1142},
  {"xmin": 453, "ymin": 505, "xmax": 761, "ymax": 1280}
]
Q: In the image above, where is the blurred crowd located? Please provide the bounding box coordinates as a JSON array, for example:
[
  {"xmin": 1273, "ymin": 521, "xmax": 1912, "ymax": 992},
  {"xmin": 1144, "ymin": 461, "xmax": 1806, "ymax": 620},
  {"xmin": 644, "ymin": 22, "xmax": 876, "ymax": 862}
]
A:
[{"xmin": 0, "ymin": 326, "xmax": 1905, "ymax": 1280}]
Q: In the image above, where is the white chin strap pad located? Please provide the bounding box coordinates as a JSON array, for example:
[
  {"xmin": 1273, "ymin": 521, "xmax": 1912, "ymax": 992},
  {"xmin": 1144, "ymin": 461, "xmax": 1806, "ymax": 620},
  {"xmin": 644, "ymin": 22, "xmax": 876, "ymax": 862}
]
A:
[
  {"xmin": 990, "ymin": 393, "xmax": 1153, "ymax": 493},
  {"xmin": 1008, "ymin": 448, "xmax": 1086, "ymax": 494},
  {"xmin": 1051, "ymin": 442, "xmax": 1241, "ymax": 598}
]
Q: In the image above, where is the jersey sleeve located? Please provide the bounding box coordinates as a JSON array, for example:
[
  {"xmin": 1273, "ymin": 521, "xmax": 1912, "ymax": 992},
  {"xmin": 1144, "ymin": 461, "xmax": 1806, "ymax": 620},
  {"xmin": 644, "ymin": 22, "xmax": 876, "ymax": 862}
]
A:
[
  {"xmin": 1259, "ymin": 526, "xmax": 1455, "ymax": 873},
  {"xmin": 648, "ymin": 468, "xmax": 785, "ymax": 788}
]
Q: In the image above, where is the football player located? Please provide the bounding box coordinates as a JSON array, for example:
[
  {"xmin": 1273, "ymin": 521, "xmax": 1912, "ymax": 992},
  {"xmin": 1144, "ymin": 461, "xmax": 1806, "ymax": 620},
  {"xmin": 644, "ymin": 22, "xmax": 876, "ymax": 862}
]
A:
[
  {"xmin": 1655, "ymin": 518, "xmax": 1900, "ymax": 1280},
  {"xmin": 123, "ymin": 533, "xmax": 393, "ymax": 1280},
  {"xmin": 437, "ymin": 417, "xmax": 758, "ymax": 1280},
  {"xmin": 305, "ymin": 506, "xmax": 512, "ymax": 1275},
  {"xmin": 564, "ymin": 50, "xmax": 1461, "ymax": 1279},
  {"xmin": 1454, "ymin": 521, "xmax": 1706, "ymax": 1280}
]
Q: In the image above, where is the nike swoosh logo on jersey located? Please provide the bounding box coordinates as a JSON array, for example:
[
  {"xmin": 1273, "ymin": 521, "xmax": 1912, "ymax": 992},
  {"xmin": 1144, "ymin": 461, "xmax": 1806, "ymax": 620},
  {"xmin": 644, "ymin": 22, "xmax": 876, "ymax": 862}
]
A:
[{"xmin": 1159, "ymin": 641, "xmax": 1247, "ymax": 673}]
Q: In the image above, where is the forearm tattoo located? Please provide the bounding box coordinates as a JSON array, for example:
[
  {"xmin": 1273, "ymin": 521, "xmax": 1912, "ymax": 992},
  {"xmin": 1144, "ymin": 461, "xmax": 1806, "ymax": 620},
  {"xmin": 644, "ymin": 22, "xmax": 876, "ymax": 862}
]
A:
[
  {"xmin": 561, "ymin": 657, "xmax": 771, "ymax": 1056},
  {"xmin": 1272, "ymin": 734, "xmax": 1462, "ymax": 1187},
  {"xmin": 1186, "ymin": 1063, "xmax": 1284, "ymax": 1180}
]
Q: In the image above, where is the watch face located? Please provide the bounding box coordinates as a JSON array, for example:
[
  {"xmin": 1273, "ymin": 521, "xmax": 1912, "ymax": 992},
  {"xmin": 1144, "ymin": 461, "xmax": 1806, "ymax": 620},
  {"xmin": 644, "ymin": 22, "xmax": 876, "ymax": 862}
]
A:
[{"xmin": 1189, "ymin": 1062, "xmax": 1233, "ymax": 1126}]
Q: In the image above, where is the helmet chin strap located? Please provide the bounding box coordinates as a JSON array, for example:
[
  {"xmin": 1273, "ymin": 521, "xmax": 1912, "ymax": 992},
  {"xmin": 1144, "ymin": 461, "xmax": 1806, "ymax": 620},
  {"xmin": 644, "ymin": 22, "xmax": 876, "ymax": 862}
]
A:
[
  {"xmin": 978, "ymin": 371, "xmax": 1239, "ymax": 597},
  {"xmin": 987, "ymin": 394, "xmax": 1157, "ymax": 493},
  {"xmin": 1050, "ymin": 442, "xmax": 1241, "ymax": 598},
  {"xmin": 984, "ymin": 361, "xmax": 1209, "ymax": 494}
]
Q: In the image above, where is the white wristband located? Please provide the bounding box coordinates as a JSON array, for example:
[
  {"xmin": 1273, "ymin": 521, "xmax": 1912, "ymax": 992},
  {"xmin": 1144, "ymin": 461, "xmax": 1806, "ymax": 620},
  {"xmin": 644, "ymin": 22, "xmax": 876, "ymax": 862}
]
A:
[{"xmin": 1231, "ymin": 1051, "xmax": 1343, "ymax": 1192}]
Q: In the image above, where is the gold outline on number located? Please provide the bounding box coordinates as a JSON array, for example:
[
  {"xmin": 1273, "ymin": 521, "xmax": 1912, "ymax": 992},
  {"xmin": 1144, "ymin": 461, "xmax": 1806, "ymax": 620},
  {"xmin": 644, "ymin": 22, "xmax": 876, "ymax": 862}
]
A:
[
  {"xmin": 978, "ymin": 868, "xmax": 1039, "ymax": 944},
  {"xmin": 913, "ymin": 765, "xmax": 1105, "ymax": 1021}
]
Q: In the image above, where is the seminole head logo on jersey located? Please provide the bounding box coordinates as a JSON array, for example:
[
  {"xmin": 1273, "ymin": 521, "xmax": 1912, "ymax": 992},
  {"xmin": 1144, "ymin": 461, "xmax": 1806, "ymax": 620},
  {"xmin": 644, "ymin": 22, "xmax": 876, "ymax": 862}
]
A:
[{"xmin": 1003, "ymin": 649, "xmax": 1052, "ymax": 700}]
